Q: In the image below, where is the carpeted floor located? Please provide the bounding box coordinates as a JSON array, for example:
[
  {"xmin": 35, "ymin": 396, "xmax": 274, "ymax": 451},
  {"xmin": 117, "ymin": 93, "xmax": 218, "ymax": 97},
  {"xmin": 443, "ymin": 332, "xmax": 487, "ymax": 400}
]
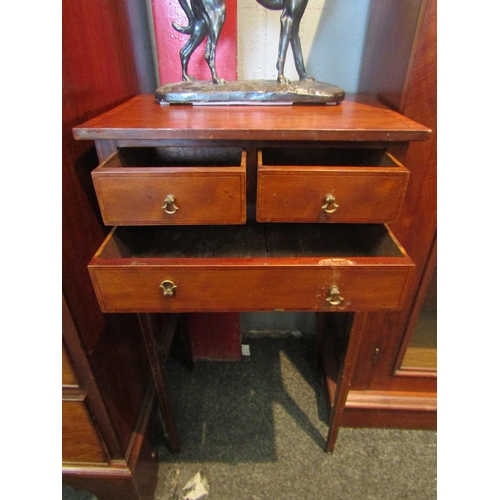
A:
[{"xmin": 153, "ymin": 335, "xmax": 437, "ymax": 500}]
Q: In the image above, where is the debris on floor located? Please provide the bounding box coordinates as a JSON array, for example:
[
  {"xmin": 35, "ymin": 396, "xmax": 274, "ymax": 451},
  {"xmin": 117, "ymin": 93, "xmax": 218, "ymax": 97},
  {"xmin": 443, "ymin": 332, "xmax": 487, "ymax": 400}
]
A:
[{"xmin": 181, "ymin": 471, "xmax": 209, "ymax": 500}]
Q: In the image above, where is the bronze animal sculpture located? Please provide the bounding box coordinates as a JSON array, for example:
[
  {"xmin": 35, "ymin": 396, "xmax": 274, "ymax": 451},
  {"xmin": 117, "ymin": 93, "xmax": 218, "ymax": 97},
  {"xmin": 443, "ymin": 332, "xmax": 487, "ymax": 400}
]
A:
[
  {"xmin": 173, "ymin": 0, "xmax": 314, "ymax": 84},
  {"xmin": 173, "ymin": 0, "xmax": 227, "ymax": 84}
]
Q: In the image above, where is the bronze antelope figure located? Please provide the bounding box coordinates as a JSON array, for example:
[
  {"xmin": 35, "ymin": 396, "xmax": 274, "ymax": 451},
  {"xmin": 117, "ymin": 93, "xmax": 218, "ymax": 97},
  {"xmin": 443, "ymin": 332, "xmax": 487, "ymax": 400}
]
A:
[{"xmin": 173, "ymin": 0, "xmax": 314, "ymax": 84}]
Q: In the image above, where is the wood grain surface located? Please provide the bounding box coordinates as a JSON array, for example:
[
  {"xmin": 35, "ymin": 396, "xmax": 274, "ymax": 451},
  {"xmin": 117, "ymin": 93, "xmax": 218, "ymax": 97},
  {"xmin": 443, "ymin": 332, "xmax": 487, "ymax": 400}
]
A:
[{"xmin": 73, "ymin": 95, "xmax": 431, "ymax": 142}]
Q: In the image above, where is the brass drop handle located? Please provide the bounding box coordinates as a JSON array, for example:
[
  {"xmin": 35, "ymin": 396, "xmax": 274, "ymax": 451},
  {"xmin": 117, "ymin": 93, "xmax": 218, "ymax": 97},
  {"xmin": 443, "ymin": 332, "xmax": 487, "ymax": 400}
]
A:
[
  {"xmin": 159, "ymin": 280, "xmax": 178, "ymax": 297},
  {"xmin": 326, "ymin": 286, "xmax": 344, "ymax": 306},
  {"xmin": 322, "ymin": 194, "xmax": 339, "ymax": 213},
  {"xmin": 162, "ymin": 194, "xmax": 179, "ymax": 214}
]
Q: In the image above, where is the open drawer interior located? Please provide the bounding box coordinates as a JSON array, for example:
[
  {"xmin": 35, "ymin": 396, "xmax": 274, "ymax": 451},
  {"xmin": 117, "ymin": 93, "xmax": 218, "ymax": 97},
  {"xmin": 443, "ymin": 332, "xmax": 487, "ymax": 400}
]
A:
[
  {"xmin": 96, "ymin": 223, "xmax": 407, "ymax": 260},
  {"xmin": 114, "ymin": 146, "xmax": 245, "ymax": 168},
  {"xmin": 260, "ymin": 147, "xmax": 401, "ymax": 168}
]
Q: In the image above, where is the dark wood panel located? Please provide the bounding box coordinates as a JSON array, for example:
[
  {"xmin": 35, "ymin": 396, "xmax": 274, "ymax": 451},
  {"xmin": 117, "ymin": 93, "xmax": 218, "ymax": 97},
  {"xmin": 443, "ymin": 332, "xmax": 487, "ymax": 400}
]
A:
[
  {"xmin": 62, "ymin": 343, "xmax": 78, "ymax": 387},
  {"xmin": 353, "ymin": 0, "xmax": 437, "ymax": 395},
  {"xmin": 62, "ymin": 0, "xmax": 159, "ymax": 491},
  {"xmin": 341, "ymin": 407, "xmax": 436, "ymax": 430},
  {"xmin": 63, "ymin": 376, "xmax": 159, "ymax": 500},
  {"xmin": 62, "ymin": 295, "xmax": 123, "ymax": 459},
  {"xmin": 64, "ymin": 470, "xmax": 156, "ymax": 500},
  {"xmin": 62, "ymin": 400, "xmax": 108, "ymax": 464},
  {"xmin": 64, "ymin": 476, "xmax": 144, "ymax": 500},
  {"xmin": 88, "ymin": 314, "xmax": 150, "ymax": 454},
  {"xmin": 359, "ymin": 0, "xmax": 423, "ymax": 110},
  {"xmin": 62, "ymin": 0, "xmax": 140, "ymax": 354},
  {"xmin": 372, "ymin": 0, "xmax": 437, "ymax": 392}
]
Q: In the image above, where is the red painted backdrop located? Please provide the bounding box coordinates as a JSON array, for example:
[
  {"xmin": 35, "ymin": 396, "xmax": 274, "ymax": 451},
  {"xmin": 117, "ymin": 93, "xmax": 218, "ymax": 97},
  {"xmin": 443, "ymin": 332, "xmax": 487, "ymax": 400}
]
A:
[{"xmin": 151, "ymin": 0, "xmax": 237, "ymax": 84}]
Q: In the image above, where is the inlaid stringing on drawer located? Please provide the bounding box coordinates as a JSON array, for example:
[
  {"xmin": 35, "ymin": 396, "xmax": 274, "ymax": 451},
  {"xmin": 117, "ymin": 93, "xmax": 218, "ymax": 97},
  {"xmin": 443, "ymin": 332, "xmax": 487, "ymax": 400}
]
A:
[
  {"xmin": 256, "ymin": 148, "xmax": 409, "ymax": 223},
  {"xmin": 88, "ymin": 224, "xmax": 414, "ymax": 313},
  {"xmin": 92, "ymin": 148, "xmax": 246, "ymax": 225}
]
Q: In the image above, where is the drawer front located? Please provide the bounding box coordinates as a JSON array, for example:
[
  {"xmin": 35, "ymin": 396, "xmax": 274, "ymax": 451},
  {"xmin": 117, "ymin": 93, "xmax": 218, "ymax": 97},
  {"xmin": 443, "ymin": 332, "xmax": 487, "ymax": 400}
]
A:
[
  {"xmin": 92, "ymin": 150, "xmax": 246, "ymax": 225},
  {"xmin": 89, "ymin": 265, "xmax": 412, "ymax": 313},
  {"xmin": 62, "ymin": 400, "xmax": 108, "ymax": 464},
  {"xmin": 257, "ymin": 150, "xmax": 409, "ymax": 223}
]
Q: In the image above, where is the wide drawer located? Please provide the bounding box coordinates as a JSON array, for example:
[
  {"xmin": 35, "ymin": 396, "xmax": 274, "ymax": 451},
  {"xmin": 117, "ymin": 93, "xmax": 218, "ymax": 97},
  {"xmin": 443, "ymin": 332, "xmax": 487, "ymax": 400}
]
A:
[
  {"xmin": 89, "ymin": 224, "xmax": 414, "ymax": 313},
  {"xmin": 92, "ymin": 146, "xmax": 246, "ymax": 225},
  {"xmin": 256, "ymin": 148, "xmax": 409, "ymax": 223}
]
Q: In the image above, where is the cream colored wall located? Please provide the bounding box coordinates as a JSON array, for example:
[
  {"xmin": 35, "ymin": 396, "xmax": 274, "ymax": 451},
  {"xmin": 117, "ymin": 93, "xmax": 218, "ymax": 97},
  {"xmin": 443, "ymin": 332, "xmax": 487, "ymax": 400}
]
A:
[{"xmin": 237, "ymin": 0, "xmax": 371, "ymax": 92}]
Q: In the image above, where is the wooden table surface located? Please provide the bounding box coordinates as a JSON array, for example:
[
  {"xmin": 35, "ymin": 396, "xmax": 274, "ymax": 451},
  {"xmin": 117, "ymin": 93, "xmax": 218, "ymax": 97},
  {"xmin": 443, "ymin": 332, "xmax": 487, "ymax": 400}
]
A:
[{"xmin": 73, "ymin": 94, "xmax": 431, "ymax": 143}]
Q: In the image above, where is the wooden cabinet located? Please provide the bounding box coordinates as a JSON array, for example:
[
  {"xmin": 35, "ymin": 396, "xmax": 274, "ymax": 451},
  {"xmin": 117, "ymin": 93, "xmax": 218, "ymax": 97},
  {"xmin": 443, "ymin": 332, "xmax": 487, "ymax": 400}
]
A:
[
  {"xmin": 62, "ymin": 295, "xmax": 157, "ymax": 500},
  {"xmin": 63, "ymin": 1, "xmax": 436, "ymax": 494},
  {"xmin": 62, "ymin": 1, "xmax": 160, "ymax": 498},
  {"xmin": 62, "ymin": 344, "xmax": 78, "ymax": 387},
  {"xmin": 62, "ymin": 400, "xmax": 109, "ymax": 465},
  {"xmin": 62, "ymin": 315, "xmax": 108, "ymax": 466},
  {"xmin": 74, "ymin": 94, "xmax": 430, "ymax": 453},
  {"xmin": 342, "ymin": 0, "xmax": 437, "ymax": 428}
]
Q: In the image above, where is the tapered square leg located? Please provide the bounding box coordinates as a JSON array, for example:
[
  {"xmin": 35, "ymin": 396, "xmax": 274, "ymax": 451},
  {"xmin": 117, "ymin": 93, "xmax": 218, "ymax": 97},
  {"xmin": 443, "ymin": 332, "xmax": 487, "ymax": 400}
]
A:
[
  {"xmin": 137, "ymin": 313, "xmax": 181, "ymax": 453},
  {"xmin": 322, "ymin": 312, "xmax": 367, "ymax": 452}
]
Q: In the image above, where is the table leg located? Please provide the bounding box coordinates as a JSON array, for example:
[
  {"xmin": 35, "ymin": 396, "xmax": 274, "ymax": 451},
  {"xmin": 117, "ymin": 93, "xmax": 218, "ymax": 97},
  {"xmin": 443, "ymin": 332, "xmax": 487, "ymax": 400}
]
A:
[
  {"xmin": 324, "ymin": 312, "xmax": 367, "ymax": 452},
  {"xmin": 137, "ymin": 313, "xmax": 180, "ymax": 453}
]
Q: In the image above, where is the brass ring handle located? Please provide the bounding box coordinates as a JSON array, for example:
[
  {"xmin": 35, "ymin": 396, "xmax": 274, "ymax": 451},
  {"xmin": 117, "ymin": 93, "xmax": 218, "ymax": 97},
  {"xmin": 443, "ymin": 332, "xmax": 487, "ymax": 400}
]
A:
[
  {"xmin": 159, "ymin": 280, "xmax": 178, "ymax": 297},
  {"xmin": 326, "ymin": 286, "xmax": 344, "ymax": 306},
  {"xmin": 162, "ymin": 194, "xmax": 179, "ymax": 214},
  {"xmin": 322, "ymin": 194, "xmax": 339, "ymax": 213}
]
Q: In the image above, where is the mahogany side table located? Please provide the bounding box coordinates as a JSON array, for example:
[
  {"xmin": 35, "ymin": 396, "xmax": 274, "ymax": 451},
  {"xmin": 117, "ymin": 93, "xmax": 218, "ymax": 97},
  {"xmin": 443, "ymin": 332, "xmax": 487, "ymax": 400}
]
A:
[{"xmin": 74, "ymin": 95, "xmax": 430, "ymax": 452}]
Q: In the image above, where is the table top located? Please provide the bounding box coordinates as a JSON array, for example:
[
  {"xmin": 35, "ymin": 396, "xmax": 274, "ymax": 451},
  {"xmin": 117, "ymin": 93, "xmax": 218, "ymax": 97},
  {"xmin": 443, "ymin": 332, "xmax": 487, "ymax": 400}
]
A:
[{"xmin": 73, "ymin": 94, "xmax": 431, "ymax": 143}]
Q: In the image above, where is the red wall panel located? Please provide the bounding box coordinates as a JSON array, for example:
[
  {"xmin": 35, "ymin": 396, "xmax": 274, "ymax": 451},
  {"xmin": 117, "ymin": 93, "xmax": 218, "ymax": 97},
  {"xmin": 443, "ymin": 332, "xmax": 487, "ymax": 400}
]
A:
[
  {"xmin": 151, "ymin": 0, "xmax": 237, "ymax": 84},
  {"xmin": 188, "ymin": 313, "xmax": 242, "ymax": 360}
]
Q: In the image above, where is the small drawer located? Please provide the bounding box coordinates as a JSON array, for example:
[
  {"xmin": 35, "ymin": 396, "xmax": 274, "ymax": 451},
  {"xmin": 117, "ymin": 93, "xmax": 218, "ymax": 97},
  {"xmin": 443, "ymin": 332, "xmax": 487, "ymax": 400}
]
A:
[
  {"xmin": 256, "ymin": 148, "xmax": 409, "ymax": 223},
  {"xmin": 89, "ymin": 223, "xmax": 413, "ymax": 313},
  {"xmin": 92, "ymin": 146, "xmax": 246, "ymax": 225}
]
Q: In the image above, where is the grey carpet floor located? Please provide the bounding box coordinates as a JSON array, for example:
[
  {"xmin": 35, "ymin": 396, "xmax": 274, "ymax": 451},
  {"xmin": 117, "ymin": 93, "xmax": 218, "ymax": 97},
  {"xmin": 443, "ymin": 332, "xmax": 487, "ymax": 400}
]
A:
[{"xmin": 154, "ymin": 336, "xmax": 436, "ymax": 500}]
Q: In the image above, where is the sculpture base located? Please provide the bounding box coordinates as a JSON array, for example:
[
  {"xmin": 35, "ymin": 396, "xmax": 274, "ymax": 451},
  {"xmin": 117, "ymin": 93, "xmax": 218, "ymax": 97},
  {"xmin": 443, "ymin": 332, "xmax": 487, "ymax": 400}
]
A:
[{"xmin": 155, "ymin": 80, "xmax": 345, "ymax": 105}]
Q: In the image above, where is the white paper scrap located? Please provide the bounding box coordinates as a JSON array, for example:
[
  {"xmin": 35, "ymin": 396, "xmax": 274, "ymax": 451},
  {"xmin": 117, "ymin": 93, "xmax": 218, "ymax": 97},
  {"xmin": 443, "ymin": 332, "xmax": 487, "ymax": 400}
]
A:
[{"xmin": 182, "ymin": 472, "xmax": 209, "ymax": 500}]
